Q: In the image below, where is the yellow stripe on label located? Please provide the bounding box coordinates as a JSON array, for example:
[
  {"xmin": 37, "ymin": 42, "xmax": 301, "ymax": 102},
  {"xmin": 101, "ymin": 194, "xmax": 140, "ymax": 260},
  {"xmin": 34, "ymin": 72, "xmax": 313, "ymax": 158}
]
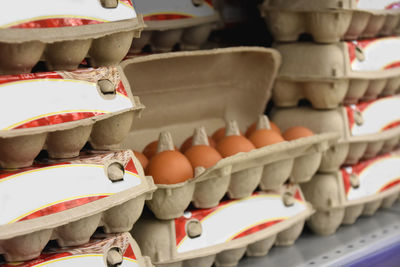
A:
[
  {"xmin": 226, "ymin": 217, "xmax": 288, "ymax": 242},
  {"xmin": 8, "ymin": 193, "xmax": 113, "ymax": 224},
  {"xmin": 32, "ymin": 254, "xmax": 103, "ymax": 266}
]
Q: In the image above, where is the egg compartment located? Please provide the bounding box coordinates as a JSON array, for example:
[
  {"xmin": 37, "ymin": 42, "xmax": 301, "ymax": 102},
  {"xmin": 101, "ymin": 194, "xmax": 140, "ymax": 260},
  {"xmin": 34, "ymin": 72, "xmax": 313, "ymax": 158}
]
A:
[
  {"xmin": 301, "ymin": 149, "xmax": 400, "ymax": 235},
  {"xmin": 272, "ymin": 95, "xmax": 400, "ymax": 172},
  {"xmin": 273, "ymin": 38, "xmax": 400, "ymax": 110},
  {"xmin": 131, "ymin": 186, "xmax": 314, "ymax": 267},
  {"xmin": 0, "ymin": 0, "xmax": 144, "ymax": 74},
  {"xmin": 130, "ymin": 0, "xmax": 220, "ymax": 53},
  {"xmin": 144, "ymin": 130, "xmax": 335, "ymax": 220},
  {"xmin": 0, "ymin": 233, "xmax": 153, "ymax": 267},
  {"xmin": 118, "ymin": 47, "xmax": 337, "ymax": 220},
  {"xmin": 0, "ymin": 150, "xmax": 156, "ymax": 262},
  {"xmin": 0, "ymin": 66, "xmax": 144, "ymax": 169},
  {"xmin": 260, "ymin": 0, "xmax": 400, "ymax": 43}
]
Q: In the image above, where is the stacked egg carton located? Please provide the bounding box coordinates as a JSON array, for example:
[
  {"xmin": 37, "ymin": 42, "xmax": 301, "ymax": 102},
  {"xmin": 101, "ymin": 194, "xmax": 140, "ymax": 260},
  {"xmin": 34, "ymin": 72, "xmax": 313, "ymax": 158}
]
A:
[
  {"xmin": 116, "ymin": 47, "xmax": 339, "ymax": 267},
  {"xmin": 130, "ymin": 0, "xmax": 220, "ymax": 54},
  {"xmin": 261, "ymin": 0, "xmax": 400, "ymax": 235},
  {"xmin": 0, "ymin": 1, "xmax": 155, "ymax": 266}
]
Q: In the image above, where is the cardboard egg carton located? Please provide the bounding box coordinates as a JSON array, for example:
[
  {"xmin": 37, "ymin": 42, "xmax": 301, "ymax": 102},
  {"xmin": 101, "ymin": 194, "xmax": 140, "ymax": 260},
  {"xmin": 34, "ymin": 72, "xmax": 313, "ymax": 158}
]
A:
[
  {"xmin": 274, "ymin": 37, "xmax": 400, "ymax": 109},
  {"xmin": 260, "ymin": 0, "xmax": 400, "ymax": 43},
  {"xmin": 0, "ymin": 150, "xmax": 156, "ymax": 262},
  {"xmin": 272, "ymin": 94, "xmax": 400, "ymax": 172},
  {"xmin": 132, "ymin": 186, "xmax": 313, "ymax": 267},
  {"xmin": 0, "ymin": 0, "xmax": 144, "ymax": 74},
  {"xmin": 301, "ymin": 149, "xmax": 400, "ymax": 236},
  {"xmin": 130, "ymin": 0, "xmax": 220, "ymax": 53},
  {"xmin": 0, "ymin": 233, "xmax": 153, "ymax": 267},
  {"xmin": 0, "ymin": 66, "xmax": 144, "ymax": 169},
  {"xmin": 118, "ymin": 47, "xmax": 338, "ymax": 220}
]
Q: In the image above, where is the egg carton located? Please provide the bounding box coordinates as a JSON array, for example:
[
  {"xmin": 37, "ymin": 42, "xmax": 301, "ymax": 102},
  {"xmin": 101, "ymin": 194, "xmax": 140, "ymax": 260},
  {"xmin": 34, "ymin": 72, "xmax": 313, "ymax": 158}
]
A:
[
  {"xmin": 273, "ymin": 37, "xmax": 400, "ymax": 109},
  {"xmin": 260, "ymin": 0, "xmax": 400, "ymax": 43},
  {"xmin": 0, "ymin": 233, "xmax": 153, "ymax": 267},
  {"xmin": 0, "ymin": 0, "xmax": 144, "ymax": 74},
  {"xmin": 130, "ymin": 0, "xmax": 220, "ymax": 53},
  {"xmin": 301, "ymin": 149, "xmax": 400, "ymax": 236},
  {"xmin": 118, "ymin": 47, "xmax": 338, "ymax": 219},
  {"xmin": 0, "ymin": 150, "xmax": 156, "ymax": 262},
  {"xmin": 132, "ymin": 185, "xmax": 314, "ymax": 267},
  {"xmin": 0, "ymin": 66, "xmax": 144, "ymax": 169},
  {"xmin": 272, "ymin": 94, "xmax": 400, "ymax": 172}
]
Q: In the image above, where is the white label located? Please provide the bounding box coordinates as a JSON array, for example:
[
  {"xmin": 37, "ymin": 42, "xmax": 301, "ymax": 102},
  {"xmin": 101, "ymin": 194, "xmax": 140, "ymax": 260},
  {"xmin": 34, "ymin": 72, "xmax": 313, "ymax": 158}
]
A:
[
  {"xmin": 29, "ymin": 255, "xmax": 138, "ymax": 266},
  {"xmin": 356, "ymin": 0, "xmax": 400, "ymax": 10},
  {"xmin": 0, "ymin": 0, "xmax": 136, "ymax": 28},
  {"xmin": 351, "ymin": 37, "xmax": 400, "ymax": 71},
  {"xmin": 0, "ymin": 164, "xmax": 141, "ymax": 225},
  {"xmin": 0, "ymin": 79, "xmax": 133, "ymax": 130},
  {"xmin": 136, "ymin": 0, "xmax": 215, "ymax": 18},
  {"xmin": 351, "ymin": 96, "xmax": 400, "ymax": 136},
  {"xmin": 347, "ymin": 156, "xmax": 400, "ymax": 200},
  {"xmin": 176, "ymin": 194, "xmax": 306, "ymax": 254}
]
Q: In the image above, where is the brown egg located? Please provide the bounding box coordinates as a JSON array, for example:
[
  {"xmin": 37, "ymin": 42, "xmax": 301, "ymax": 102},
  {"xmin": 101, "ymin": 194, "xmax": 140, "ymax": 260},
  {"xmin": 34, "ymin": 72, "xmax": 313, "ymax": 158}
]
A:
[
  {"xmin": 184, "ymin": 145, "xmax": 222, "ymax": 169},
  {"xmin": 146, "ymin": 150, "xmax": 193, "ymax": 184},
  {"xmin": 216, "ymin": 135, "xmax": 255, "ymax": 158},
  {"xmin": 245, "ymin": 121, "xmax": 281, "ymax": 137},
  {"xmin": 180, "ymin": 136, "xmax": 216, "ymax": 153},
  {"xmin": 212, "ymin": 127, "xmax": 244, "ymax": 143},
  {"xmin": 143, "ymin": 140, "xmax": 177, "ymax": 159},
  {"xmin": 133, "ymin": 150, "xmax": 149, "ymax": 169},
  {"xmin": 283, "ymin": 126, "xmax": 315, "ymax": 141},
  {"xmin": 248, "ymin": 129, "xmax": 285, "ymax": 148}
]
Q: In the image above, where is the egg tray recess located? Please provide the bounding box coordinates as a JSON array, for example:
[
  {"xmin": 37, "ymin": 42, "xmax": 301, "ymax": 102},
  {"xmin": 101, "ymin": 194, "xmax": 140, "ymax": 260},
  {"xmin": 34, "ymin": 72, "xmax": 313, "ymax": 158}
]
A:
[
  {"xmin": 273, "ymin": 37, "xmax": 400, "ymax": 109},
  {"xmin": 300, "ymin": 149, "xmax": 400, "ymax": 236},
  {"xmin": 132, "ymin": 186, "xmax": 313, "ymax": 267},
  {"xmin": 0, "ymin": 150, "xmax": 156, "ymax": 262},
  {"xmin": 260, "ymin": 0, "xmax": 400, "ymax": 43},
  {"xmin": 130, "ymin": 0, "xmax": 220, "ymax": 53},
  {"xmin": 1, "ymin": 233, "xmax": 153, "ymax": 267},
  {"xmin": 273, "ymin": 94, "xmax": 400, "ymax": 172},
  {"xmin": 118, "ymin": 47, "xmax": 338, "ymax": 220},
  {"xmin": 0, "ymin": 0, "xmax": 145, "ymax": 74},
  {"xmin": 0, "ymin": 66, "xmax": 144, "ymax": 169}
]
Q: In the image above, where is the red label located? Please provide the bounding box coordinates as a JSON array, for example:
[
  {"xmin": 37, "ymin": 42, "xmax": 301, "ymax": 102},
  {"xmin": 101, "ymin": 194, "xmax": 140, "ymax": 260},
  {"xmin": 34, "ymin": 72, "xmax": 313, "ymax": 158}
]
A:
[
  {"xmin": 144, "ymin": 14, "xmax": 193, "ymax": 21},
  {"xmin": 175, "ymin": 189, "xmax": 304, "ymax": 246},
  {"xmin": 342, "ymin": 151, "xmax": 400, "ymax": 195},
  {"xmin": 11, "ymin": 18, "xmax": 103, "ymax": 29}
]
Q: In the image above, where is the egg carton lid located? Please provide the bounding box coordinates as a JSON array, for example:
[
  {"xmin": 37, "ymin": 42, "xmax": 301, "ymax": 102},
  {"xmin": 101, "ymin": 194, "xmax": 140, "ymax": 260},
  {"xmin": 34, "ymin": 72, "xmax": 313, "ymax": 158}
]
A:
[
  {"xmin": 0, "ymin": 233, "xmax": 153, "ymax": 267},
  {"xmin": 0, "ymin": 0, "xmax": 144, "ymax": 43},
  {"xmin": 0, "ymin": 149, "xmax": 156, "ymax": 241},
  {"xmin": 119, "ymin": 47, "xmax": 280, "ymax": 150},
  {"xmin": 135, "ymin": 0, "xmax": 220, "ymax": 31},
  {"xmin": 0, "ymin": 66, "xmax": 143, "ymax": 139},
  {"xmin": 131, "ymin": 185, "xmax": 313, "ymax": 265},
  {"xmin": 262, "ymin": 0, "xmax": 400, "ymax": 14},
  {"xmin": 301, "ymin": 149, "xmax": 400, "ymax": 211},
  {"xmin": 275, "ymin": 37, "xmax": 400, "ymax": 81}
]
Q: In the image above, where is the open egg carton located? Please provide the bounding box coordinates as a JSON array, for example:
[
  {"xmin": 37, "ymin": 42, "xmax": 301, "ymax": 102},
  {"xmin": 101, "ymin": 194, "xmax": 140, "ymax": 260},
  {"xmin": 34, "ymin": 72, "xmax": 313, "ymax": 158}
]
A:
[
  {"xmin": 0, "ymin": 0, "xmax": 144, "ymax": 74},
  {"xmin": 273, "ymin": 36, "xmax": 400, "ymax": 109},
  {"xmin": 260, "ymin": 0, "xmax": 400, "ymax": 43},
  {"xmin": 272, "ymin": 94, "xmax": 400, "ymax": 172},
  {"xmin": 0, "ymin": 66, "xmax": 144, "ymax": 169},
  {"xmin": 0, "ymin": 150, "xmax": 156, "ymax": 262},
  {"xmin": 132, "ymin": 185, "xmax": 313, "ymax": 267},
  {"xmin": 119, "ymin": 47, "xmax": 338, "ymax": 220},
  {"xmin": 0, "ymin": 233, "xmax": 153, "ymax": 267},
  {"xmin": 131, "ymin": 0, "xmax": 220, "ymax": 53},
  {"xmin": 301, "ymin": 149, "xmax": 400, "ymax": 236}
]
